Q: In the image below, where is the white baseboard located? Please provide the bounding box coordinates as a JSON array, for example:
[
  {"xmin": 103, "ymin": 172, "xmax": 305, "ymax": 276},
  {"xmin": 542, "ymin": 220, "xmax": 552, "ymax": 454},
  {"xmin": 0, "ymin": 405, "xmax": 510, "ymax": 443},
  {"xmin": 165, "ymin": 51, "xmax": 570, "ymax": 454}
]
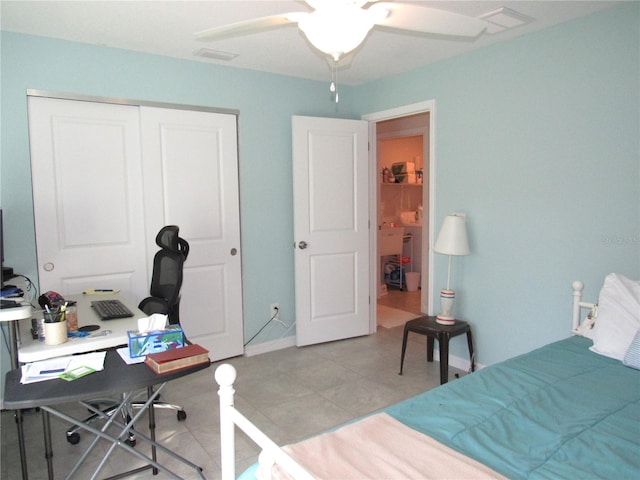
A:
[
  {"xmin": 244, "ymin": 335, "xmax": 296, "ymax": 357},
  {"xmin": 437, "ymin": 349, "xmax": 484, "ymax": 372}
]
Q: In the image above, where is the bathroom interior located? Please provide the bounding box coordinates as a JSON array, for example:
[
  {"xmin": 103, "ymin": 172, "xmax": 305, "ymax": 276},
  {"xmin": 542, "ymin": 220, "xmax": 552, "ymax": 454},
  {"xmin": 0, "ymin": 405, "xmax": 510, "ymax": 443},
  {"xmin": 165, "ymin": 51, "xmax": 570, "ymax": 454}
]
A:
[{"xmin": 377, "ymin": 112, "xmax": 429, "ymax": 324}]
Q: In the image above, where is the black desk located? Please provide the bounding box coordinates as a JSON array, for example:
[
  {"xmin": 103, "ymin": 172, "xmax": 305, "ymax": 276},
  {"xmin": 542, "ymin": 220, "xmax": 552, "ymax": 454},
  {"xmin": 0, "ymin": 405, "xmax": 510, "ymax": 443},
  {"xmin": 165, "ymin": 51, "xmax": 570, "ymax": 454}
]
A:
[{"xmin": 4, "ymin": 349, "xmax": 210, "ymax": 479}]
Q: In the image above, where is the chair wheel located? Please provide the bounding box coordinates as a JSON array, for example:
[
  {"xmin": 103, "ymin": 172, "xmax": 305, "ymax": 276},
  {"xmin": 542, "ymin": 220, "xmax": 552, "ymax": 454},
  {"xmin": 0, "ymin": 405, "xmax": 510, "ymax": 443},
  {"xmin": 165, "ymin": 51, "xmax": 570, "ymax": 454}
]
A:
[
  {"xmin": 67, "ymin": 432, "xmax": 80, "ymax": 444},
  {"xmin": 177, "ymin": 410, "xmax": 187, "ymax": 421},
  {"xmin": 125, "ymin": 437, "xmax": 136, "ymax": 447}
]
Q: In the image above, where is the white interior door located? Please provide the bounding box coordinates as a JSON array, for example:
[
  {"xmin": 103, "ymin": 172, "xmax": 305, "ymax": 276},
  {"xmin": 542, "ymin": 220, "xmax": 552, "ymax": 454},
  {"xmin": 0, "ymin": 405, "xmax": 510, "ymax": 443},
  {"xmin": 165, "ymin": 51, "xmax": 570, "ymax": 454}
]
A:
[
  {"xmin": 28, "ymin": 97, "xmax": 148, "ymax": 299},
  {"xmin": 292, "ymin": 116, "xmax": 370, "ymax": 346},
  {"xmin": 140, "ymin": 107, "xmax": 244, "ymax": 361}
]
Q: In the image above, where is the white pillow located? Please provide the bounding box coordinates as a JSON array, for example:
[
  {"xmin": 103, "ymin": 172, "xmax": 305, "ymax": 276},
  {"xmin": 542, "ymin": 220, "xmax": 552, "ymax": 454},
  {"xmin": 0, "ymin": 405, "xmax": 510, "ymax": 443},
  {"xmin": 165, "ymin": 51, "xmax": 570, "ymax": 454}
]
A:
[
  {"xmin": 590, "ymin": 273, "xmax": 640, "ymax": 361},
  {"xmin": 623, "ymin": 329, "xmax": 640, "ymax": 370}
]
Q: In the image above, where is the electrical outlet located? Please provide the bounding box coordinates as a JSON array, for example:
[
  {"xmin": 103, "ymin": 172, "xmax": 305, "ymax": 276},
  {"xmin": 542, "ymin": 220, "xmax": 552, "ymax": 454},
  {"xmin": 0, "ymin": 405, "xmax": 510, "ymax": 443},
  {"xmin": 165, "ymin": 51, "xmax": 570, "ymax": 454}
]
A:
[{"xmin": 270, "ymin": 303, "xmax": 279, "ymax": 320}]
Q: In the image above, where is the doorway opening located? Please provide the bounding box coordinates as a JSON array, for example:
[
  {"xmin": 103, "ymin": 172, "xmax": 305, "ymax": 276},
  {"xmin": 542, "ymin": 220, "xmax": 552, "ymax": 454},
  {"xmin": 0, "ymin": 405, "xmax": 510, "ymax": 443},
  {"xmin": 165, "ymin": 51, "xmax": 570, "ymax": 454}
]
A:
[
  {"xmin": 363, "ymin": 101, "xmax": 436, "ymax": 332},
  {"xmin": 377, "ymin": 114, "xmax": 428, "ymax": 327}
]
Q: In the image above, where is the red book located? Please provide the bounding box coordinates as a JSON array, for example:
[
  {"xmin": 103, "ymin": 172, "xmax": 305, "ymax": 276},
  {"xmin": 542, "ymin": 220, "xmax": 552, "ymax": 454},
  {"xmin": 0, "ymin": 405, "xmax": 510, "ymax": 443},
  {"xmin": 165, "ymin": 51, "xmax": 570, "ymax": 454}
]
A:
[{"xmin": 145, "ymin": 344, "xmax": 210, "ymax": 374}]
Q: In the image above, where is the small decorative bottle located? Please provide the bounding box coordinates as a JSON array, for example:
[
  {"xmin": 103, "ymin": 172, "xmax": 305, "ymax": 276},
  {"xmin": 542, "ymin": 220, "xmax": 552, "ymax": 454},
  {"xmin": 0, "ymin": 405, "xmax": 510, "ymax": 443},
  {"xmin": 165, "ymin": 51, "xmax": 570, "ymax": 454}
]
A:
[
  {"xmin": 66, "ymin": 304, "xmax": 78, "ymax": 332},
  {"xmin": 382, "ymin": 167, "xmax": 389, "ymax": 183}
]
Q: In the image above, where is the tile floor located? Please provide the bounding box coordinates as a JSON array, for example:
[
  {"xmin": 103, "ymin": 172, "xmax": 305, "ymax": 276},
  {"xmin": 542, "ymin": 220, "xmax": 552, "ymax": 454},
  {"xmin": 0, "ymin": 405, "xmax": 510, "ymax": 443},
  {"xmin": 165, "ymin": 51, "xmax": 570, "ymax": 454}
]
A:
[
  {"xmin": 377, "ymin": 288, "xmax": 422, "ymax": 315},
  {"xmin": 1, "ymin": 291, "xmax": 456, "ymax": 480}
]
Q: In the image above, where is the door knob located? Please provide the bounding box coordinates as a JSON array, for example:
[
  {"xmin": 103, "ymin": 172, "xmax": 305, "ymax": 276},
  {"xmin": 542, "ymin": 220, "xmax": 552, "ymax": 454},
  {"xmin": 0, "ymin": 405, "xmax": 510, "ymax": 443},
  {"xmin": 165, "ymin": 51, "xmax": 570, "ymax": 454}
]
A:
[
  {"xmin": 230, "ymin": 248, "xmax": 238, "ymax": 256},
  {"xmin": 298, "ymin": 241, "xmax": 308, "ymax": 250}
]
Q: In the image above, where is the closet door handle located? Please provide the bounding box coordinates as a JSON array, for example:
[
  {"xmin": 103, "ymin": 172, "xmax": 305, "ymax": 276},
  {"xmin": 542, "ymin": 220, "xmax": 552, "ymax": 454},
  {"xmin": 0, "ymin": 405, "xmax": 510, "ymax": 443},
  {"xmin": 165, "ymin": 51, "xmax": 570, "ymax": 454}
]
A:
[{"xmin": 298, "ymin": 241, "xmax": 308, "ymax": 250}]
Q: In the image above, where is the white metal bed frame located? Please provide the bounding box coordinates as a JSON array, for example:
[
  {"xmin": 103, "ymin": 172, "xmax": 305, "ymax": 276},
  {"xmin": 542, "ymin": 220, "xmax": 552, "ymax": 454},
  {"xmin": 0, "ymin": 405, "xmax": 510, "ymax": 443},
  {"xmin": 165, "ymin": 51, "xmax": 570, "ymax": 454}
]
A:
[
  {"xmin": 571, "ymin": 280, "xmax": 596, "ymax": 331},
  {"xmin": 215, "ymin": 365, "xmax": 313, "ymax": 480},
  {"xmin": 216, "ymin": 280, "xmax": 597, "ymax": 480}
]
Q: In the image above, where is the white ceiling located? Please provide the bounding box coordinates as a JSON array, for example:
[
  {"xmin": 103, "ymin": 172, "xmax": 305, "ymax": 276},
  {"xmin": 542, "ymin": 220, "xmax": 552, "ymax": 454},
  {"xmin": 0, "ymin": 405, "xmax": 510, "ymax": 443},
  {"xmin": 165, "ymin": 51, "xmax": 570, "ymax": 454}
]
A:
[{"xmin": 1, "ymin": 1, "xmax": 621, "ymax": 85}]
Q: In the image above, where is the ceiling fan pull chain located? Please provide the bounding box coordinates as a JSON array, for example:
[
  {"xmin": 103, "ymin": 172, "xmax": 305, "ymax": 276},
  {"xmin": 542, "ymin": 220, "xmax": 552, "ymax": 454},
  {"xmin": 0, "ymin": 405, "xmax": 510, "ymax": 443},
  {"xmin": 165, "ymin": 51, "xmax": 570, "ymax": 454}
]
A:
[
  {"xmin": 330, "ymin": 59, "xmax": 339, "ymax": 103},
  {"xmin": 335, "ymin": 63, "xmax": 339, "ymax": 103},
  {"xmin": 329, "ymin": 60, "xmax": 336, "ymax": 93}
]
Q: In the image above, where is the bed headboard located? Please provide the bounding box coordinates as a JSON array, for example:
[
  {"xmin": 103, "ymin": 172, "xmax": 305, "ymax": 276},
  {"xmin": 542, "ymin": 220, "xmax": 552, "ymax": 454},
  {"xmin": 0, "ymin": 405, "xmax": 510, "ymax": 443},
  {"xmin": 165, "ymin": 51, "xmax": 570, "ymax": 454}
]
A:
[{"xmin": 572, "ymin": 280, "xmax": 596, "ymax": 332}]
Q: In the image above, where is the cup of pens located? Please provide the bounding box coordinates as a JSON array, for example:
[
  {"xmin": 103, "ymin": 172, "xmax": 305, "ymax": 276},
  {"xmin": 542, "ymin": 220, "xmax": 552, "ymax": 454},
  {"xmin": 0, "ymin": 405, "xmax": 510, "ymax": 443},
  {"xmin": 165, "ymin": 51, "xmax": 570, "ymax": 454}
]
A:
[{"xmin": 43, "ymin": 305, "xmax": 68, "ymax": 346}]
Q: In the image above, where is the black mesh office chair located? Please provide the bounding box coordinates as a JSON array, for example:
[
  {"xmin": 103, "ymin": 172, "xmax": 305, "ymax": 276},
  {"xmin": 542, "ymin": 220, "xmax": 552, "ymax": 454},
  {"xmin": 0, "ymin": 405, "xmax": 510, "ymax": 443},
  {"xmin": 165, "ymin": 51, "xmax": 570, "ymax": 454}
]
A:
[
  {"xmin": 138, "ymin": 225, "xmax": 190, "ymax": 327},
  {"xmin": 132, "ymin": 225, "xmax": 191, "ymax": 417},
  {"xmin": 66, "ymin": 226, "xmax": 191, "ymax": 445}
]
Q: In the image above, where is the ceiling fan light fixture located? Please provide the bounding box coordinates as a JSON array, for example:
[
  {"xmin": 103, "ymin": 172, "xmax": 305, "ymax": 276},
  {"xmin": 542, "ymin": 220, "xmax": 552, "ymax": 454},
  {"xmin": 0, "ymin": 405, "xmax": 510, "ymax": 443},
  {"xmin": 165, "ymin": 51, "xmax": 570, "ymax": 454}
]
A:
[{"xmin": 298, "ymin": 5, "xmax": 375, "ymax": 60}]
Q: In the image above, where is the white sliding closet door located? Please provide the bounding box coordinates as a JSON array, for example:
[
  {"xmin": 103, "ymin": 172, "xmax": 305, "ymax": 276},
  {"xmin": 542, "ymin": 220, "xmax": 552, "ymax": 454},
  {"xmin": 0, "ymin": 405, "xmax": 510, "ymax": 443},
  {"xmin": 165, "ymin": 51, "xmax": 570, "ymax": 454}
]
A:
[
  {"xmin": 28, "ymin": 96, "xmax": 244, "ymax": 361},
  {"xmin": 28, "ymin": 97, "xmax": 148, "ymax": 299},
  {"xmin": 139, "ymin": 107, "xmax": 244, "ymax": 360}
]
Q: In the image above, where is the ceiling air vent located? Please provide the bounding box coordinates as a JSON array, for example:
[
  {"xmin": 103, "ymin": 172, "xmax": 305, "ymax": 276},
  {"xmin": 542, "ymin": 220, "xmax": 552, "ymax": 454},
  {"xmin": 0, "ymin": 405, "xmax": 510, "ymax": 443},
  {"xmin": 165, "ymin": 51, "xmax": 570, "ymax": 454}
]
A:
[
  {"xmin": 480, "ymin": 7, "xmax": 535, "ymax": 34},
  {"xmin": 193, "ymin": 48, "xmax": 239, "ymax": 61}
]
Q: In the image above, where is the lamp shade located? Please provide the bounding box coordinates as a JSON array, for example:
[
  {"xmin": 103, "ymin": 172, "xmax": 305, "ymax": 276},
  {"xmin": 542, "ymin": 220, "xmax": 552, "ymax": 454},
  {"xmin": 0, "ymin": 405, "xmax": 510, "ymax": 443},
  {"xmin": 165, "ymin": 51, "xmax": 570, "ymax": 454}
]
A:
[{"xmin": 434, "ymin": 215, "xmax": 470, "ymax": 256}]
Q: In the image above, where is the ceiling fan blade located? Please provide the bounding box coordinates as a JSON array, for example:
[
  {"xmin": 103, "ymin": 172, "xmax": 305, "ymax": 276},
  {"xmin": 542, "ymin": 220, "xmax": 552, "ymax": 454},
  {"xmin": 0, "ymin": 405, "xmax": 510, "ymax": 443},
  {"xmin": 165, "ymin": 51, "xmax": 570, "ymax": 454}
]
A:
[
  {"xmin": 370, "ymin": 2, "xmax": 487, "ymax": 37},
  {"xmin": 195, "ymin": 13, "xmax": 300, "ymax": 41}
]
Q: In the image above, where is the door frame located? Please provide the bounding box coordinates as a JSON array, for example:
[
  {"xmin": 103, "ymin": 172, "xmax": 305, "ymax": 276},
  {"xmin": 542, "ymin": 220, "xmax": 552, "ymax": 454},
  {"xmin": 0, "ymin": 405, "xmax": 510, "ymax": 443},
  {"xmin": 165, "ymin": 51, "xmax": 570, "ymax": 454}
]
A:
[
  {"xmin": 362, "ymin": 100, "xmax": 437, "ymax": 331},
  {"xmin": 26, "ymin": 89, "xmax": 239, "ymax": 117}
]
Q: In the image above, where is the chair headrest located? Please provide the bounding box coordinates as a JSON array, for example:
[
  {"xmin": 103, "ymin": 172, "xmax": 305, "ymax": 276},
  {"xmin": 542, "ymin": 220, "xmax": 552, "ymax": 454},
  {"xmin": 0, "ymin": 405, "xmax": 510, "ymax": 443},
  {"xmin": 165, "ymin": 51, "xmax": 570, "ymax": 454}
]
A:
[
  {"xmin": 155, "ymin": 225, "xmax": 181, "ymax": 252},
  {"xmin": 155, "ymin": 225, "xmax": 189, "ymax": 259}
]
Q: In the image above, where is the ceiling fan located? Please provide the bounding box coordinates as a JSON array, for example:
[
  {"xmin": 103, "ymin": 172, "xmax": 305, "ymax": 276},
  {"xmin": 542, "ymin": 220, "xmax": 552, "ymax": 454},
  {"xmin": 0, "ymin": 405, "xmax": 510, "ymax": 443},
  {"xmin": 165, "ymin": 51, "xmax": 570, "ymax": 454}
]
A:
[{"xmin": 195, "ymin": 1, "xmax": 488, "ymax": 100}]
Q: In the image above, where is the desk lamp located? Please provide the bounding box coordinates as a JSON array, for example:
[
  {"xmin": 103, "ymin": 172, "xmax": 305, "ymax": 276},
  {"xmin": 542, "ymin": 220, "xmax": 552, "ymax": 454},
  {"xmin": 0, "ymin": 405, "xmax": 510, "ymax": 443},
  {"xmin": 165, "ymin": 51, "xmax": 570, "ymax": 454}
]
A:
[{"xmin": 433, "ymin": 214, "xmax": 470, "ymax": 325}]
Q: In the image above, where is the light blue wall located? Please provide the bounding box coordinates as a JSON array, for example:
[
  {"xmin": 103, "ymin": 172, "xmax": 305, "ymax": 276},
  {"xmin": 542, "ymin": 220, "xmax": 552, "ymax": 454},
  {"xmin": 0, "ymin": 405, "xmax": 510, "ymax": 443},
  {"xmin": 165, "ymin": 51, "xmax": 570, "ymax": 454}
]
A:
[
  {"xmin": 2, "ymin": 3, "xmax": 638, "ymax": 366},
  {"xmin": 354, "ymin": 3, "xmax": 639, "ymax": 363},
  {"xmin": 0, "ymin": 31, "xmax": 358, "ymax": 355}
]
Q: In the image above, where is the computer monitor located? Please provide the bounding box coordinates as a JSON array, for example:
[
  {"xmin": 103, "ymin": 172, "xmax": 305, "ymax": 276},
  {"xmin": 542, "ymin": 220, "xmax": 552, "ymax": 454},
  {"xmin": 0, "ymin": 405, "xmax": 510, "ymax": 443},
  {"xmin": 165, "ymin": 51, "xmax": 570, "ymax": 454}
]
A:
[
  {"xmin": 0, "ymin": 208, "xmax": 4, "ymax": 289},
  {"xmin": 0, "ymin": 208, "xmax": 4, "ymax": 265}
]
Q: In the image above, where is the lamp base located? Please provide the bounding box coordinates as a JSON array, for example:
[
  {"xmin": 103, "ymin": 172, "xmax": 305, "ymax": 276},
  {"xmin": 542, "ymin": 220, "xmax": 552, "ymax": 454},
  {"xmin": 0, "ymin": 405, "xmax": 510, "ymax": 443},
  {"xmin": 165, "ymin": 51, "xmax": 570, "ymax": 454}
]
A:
[
  {"xmin": 437, "ymin": 289, "xmax": 456, "ymax": 325},
  {"xmin": 435, "ymin": 314, "xmax": 456, "ymax": 326}
]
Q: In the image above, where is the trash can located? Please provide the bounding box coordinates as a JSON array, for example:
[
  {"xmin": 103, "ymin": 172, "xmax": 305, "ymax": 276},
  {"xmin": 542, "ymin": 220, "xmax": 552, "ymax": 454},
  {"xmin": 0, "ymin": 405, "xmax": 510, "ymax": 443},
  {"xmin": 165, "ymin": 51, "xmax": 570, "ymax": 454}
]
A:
[{"xmin": 405, "ymin": 272, "xmax": 421, "ymax": 292}]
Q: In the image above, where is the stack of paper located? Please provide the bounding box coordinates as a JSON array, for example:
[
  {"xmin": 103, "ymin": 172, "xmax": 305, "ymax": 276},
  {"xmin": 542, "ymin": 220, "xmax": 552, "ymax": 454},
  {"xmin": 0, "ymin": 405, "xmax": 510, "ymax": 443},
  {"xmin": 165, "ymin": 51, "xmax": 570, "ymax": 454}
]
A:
[{"xmin": 20, "ymin": 351, "xmax": 106, "ymax": 384}]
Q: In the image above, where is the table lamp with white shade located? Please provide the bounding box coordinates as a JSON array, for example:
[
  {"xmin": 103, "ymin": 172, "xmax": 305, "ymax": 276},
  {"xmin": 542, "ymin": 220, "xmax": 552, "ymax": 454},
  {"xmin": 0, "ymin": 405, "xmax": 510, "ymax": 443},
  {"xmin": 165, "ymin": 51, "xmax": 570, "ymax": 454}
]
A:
[{"xmin": 433, "ymin": 214, "xmax": 470, "ymax": 325}]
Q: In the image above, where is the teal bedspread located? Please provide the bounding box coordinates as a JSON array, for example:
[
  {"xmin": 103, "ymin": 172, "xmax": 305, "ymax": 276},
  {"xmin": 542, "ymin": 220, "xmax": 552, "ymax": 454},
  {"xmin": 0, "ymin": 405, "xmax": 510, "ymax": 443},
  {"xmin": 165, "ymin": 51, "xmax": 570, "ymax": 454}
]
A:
[
  {"xmin": 238, "ymin": 336, "xmax": 639, "ymax": 479},
  {"xmin": 385, "ymin": 336, "xmax": 640, "ymax": 479}
]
